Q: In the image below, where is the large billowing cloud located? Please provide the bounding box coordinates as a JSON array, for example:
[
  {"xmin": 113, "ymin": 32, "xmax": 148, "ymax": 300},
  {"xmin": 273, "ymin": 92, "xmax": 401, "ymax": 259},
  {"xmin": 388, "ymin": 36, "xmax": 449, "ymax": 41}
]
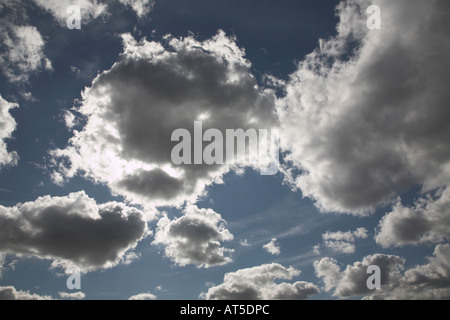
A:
[
  {"xmin": 153, "ymin": 205, "xmax": 233, "ymax": 268},
  {"xmin": 0, "ymin": 191, "xmax": 148, "ymax": 272},
  {"xmin": 278, "ymin": 0, "xmax": 450, "ymax": 214},
  {"xmin": 51, "ymin": 30, "xmax": 277, "ymax": 208},
  {"xmin": 315, "ymin": 244, "xmax": 450, "ymax": 299},
  {"xmin": 201, "ymin": 263, "xmax": 319, "ymax": 300},
  {"xmin": 376, "ymin": 188, "xmax": 450, "ymax": 248},
  {"xmin": 0, "ymin": 95, "xmax": 19, "ymax": 168},
  {"xmin": 0, "ymin": 286, "xmax": 52, "ymax": 300}
]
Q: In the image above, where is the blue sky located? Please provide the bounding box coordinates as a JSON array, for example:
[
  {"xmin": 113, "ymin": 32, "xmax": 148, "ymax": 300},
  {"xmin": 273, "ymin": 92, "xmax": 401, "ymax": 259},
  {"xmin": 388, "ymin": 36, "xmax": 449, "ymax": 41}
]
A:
[{"xmin": 1, "ymin": 0, "xmax": 450, "ymax": 300}]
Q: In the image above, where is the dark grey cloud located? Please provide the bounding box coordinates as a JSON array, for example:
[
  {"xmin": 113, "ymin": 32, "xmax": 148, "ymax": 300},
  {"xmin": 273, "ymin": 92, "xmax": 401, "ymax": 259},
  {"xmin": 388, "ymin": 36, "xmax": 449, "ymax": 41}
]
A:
[
  {"xmin": 376, "ymin": 188, "xmax": 450, "ymax": 248},
  {"xmin": 0, "ymin": 191, "xmax": 148, "ymax": 272},
  {"xmin": 51, "ymin": 30, "xmax": 277, "ymax": 208},
  {"xmin": 315, "ymin": 244, "xmax": 450, "ymax": 299},
  {"xmin": 278, "ymin": 0, "xmax": 450, "ymax": 214},
  {"xmin": 153, "ymin": 205, "xmax": 233, "ymax": 268},
  {"xmin": 315, "ymin": 254, "xmax": 405, "ymax": 298},
  {"xmin": 201, "ymin": 263, "xmax": 319, "ymax": 300}
]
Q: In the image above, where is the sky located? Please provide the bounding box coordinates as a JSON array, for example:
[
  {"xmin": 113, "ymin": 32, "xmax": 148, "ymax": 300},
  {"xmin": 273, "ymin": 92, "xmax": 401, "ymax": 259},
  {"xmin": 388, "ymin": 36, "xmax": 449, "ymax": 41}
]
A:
[{"xmin": 0, "ymin": 0, "xmax": 450, "ymax": 300}]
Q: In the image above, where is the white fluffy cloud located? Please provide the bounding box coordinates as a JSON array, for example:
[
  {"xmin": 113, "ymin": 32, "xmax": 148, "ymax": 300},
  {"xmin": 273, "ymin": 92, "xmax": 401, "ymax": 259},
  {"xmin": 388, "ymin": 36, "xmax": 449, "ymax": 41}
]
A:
[
  {"xmin": 262, "ymin": 238, "xmax": 280, "ymax": 255},
  {"xmin": 58, "ymin": 291, "xmax": 86, "ymax": 300},
  {"xmin": 0, "ymin": 95, "xmax": 19, "ymax": 168},
  {"xmin": 201, "ymin": 263, "xmax": 319, "ymax": 300},
  {"xmin": 129, "ymin": 292, "xmax": 157, "ymax": 300},
  {"xmin": 153, "ymin": 205, "xmax": 233, "ymax": 268},
  {"xmin": 51, "ymin": 30, "xmax": 276, "ymax": 208},
  {"xmin": 118, "ymin": 0, "xmax": 154, "ymax": 17},
  {"xmin": 0, "ymin": 286, "xmax": 52, "ymax": 300},
  {"xmin": 32, "ymin": 0, "xmax": 107, "ymax": 25},
  {"xmin": 315, "ymin": 244, "xmax": 450, "ymax": 299},
  {"xmin": 317, "ymin": 227, "xmax": 368, "ymax": 254},
  {"xmin": 0, "ymin": 191, "xmax": 148, "ymax": 272},
  {"xmin": 0, "ymin": 24, "xmax": 52, "ymax": 83},
  {"xmin": 278, "ymin": 0, "xmax": 450, "ymax": 214},
  {"xmin": 376, "ymin": 188, "xmax": 450, "ymax": 248}
]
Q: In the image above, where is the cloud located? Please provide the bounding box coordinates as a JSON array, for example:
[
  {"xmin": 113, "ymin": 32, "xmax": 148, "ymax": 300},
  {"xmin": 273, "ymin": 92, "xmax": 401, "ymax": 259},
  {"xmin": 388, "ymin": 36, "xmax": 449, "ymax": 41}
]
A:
[
  {"xmin": 0, "ymin": 191, "xmax": 148, "ymax": 272},
  {"xmin": 0, "ymin": 95, "xmax": 19, "ymax": 168},
  {"xmin": 314, "ymin": 254, "xmax": 405, "ymax": 298},
  {"xmin": 58, "ymin": 291, "xmax": 86, "ymax": 300},
  {"xmin": 0, "ymin": 286, "xmax": 52, "ymax": 300},
  {"xmin": 51, "ymin": 30, "xmax": 276, "ymax": 208},
  {"xmin": 118, "ymin": 0, "xmax": 155, "ymax": 18},
  {"xmin": 201, "ymin": 263, "xmax": 319, "ymax": 300},
  {"xmin": 0, "ymin": 24, "xmax": 52, "ymax": 83},
  {"xmin": 315, "ymin": 244, "xmax": 450, "ymax": 299},
  {"xmin": 317, "ymin": 227, "xmax": 368, "ymax": 254},
  {"xmin": 278, "ymin": 0, "xmax": 450, "ymax": 214},
  {"xmin": 376, "ymin": 188, "xmax": 450, "ymax": 248},
  {"xmin": 262, "ymin": 238, "xmax": 280, "ymax": 255},
  {"xmin": 129, "ymin": 292, "xmax": 157, "ymax": 300},
  {"xmin": 153, "ymin": 205, "xmax": 233, "ymax": 268},
  {"xmin": 31, "ymin": 0, "xmax": 107, "ymax": 26}
]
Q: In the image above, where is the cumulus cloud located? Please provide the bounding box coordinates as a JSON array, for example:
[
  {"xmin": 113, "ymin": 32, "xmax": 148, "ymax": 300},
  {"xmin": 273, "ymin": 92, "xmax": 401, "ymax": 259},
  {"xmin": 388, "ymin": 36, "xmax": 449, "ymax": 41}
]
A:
[
  {"xmin": 51, "ymin": 30, "xmax": 276, "ymax": 208},
  {"xmin": 0, "ymin": 95, "xmax": 19, "ymax": 168},
  {"xmin": 262, "ymin": 238, "xmax": 281, "ymax": 255},
  {"xmin": 278, "ymin": 0, "xmax": 450, "ymax": 214},
  {"xmin": 0, "ymin": 191, "xmax": 148, "ymax": 272},
  {"xmin": 0, "ymin": 24, "xmax": 52, "ymax": 83},
  {"xmin": 32, "ymin": 0, "xmax": 107, "ymax": 26},
  {"xmin": 315, "ymin": 244, "xmax": 450, "ymax": 299},
  {"xmin": 0, "ymin": 286, "xmax": 52, "ymax": 300},
  {"xmin": 201, "ymin": 263, "xmax": 319, "ymax": 300},
  {"xmin": 129, "ymin": 292, "xmax": 157, "ymax": 300},
  {"xmin": 376, "ymin": 188, "xmax": 450, "ymax": 248},
  {"xmin": 153, "ymin": 205, "xmax": 233, "ymax": 268},
  {"xmin": 317, "ymin": 227, "xmax": 368, "ymax": 254},
  {"xmin": 58, "ymin": 291, "xmax": 85, "ymax": 300},
  {"xmin": 314, "ymin": 254, "xmax": 405, "ymax": 298}
]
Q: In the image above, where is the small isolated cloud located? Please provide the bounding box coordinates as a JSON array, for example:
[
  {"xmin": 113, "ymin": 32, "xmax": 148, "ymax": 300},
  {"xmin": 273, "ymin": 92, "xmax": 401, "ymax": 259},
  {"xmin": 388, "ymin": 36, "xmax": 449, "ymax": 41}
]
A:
[
  {"xmin": 0, "ymin": 191, "xmax": 148, "ymax": 272},
  {"xmin": 263, "ymin": 238, "xmax": 280, "ymax": 255},
  {"xmin": 153, "ymin": 205, "xmax": 233, "ymax": 268},
  {"xmin": 0, "ymin": 95, "xmax": 19, "ymax": 169},
  {"xmin": 201, "ymin": 263, "xmax": 319, "ymax": 300},
  {"xmin": 129, "ymin": 292, "xmax": 157, "ymax": 300},
  {"xmin": 315, "ymin": 244, "xmax": 450, "ymax": 300},
  {"xmin": 58, "ymin": 291, "xmax": 85, "ymax": 300},
  {"xmin": 51, "ymin": 30, "xmax": 276, "ymax": 208},
  {"xmin": 278, "ymin": 0, "xmax": 450, "ymax": 214},
  {"xmin": 0, "ymin": 286, "xmax": 52, "ymax": 300},
  {"xmin": 376, "ymin": 188, "xmax": 450, "ymax": 248},
  {"xmin": 240, "ymin": 239, "xmax": 251, "ymax": 247},
  {"xmin": 118, "ymin": 0, "xmax": 155, "ymax": 18},
  {"xmin": 0, "ymin": 24, "xmax": 52, "ymax": 83},
  {"xmin": 317, "ymin": 227, "xmax": 368, "ymax": 254}
]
